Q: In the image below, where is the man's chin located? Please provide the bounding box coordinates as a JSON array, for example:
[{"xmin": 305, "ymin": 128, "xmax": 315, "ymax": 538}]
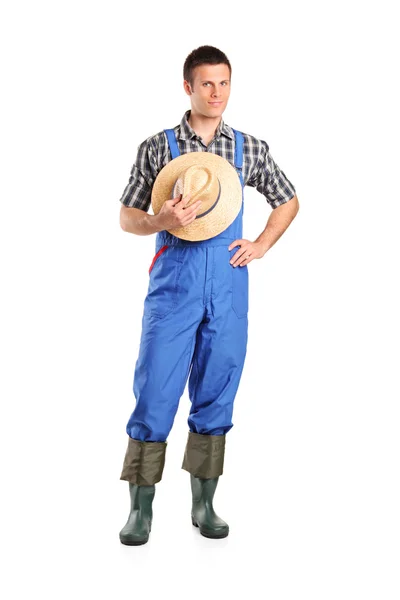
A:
[{"xmin": 206, "ymin": 105, "xmax": 225, "ymax": 117}]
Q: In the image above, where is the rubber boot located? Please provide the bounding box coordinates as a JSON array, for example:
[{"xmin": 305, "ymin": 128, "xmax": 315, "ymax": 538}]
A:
[
  {"xmin": 190, "ymin": 475, "xmax": 229, "ymax": 539},
  {"xmin": 119, "ymin": 483, "xmax": 155, "ymax": 546}
]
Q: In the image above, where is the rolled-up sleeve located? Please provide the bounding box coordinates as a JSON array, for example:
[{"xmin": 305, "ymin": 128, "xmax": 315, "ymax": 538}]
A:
[
  {"xmin": 119, "ymin": 139, "xmax": 158, "ymax": 211},
  {"xmin": 247, "ymin": 140, "xmax": 296, "ymax": 209}
]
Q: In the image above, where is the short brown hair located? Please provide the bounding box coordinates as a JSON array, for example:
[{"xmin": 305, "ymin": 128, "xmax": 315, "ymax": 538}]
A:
[{"xmin": 183, "ymin": 45, "xmax": 232, "ymax": 87}]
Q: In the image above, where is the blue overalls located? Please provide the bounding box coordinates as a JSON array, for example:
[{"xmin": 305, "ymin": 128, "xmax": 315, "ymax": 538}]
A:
[{"xmin": 122, "ymin": 128, "xmax": 249, "ymax": 481}]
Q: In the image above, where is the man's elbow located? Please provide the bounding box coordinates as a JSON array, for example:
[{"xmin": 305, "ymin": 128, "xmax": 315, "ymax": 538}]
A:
[
  {"xmin": 119, "ymin": 204, "xmax": 136, "ymax": 232},
  {"xmin": 289, "ymin": 193, "xmax": 299, "ymax": 214}
]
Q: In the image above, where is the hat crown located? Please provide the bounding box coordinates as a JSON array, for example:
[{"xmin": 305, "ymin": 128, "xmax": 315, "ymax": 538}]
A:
[{"xmin": 173, "ymin": 165, "xmax": 220, "ymax": 207}]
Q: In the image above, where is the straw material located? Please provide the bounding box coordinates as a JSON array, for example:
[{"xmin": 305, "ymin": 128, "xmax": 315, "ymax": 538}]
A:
[{"xmin": 151, "ymin": 152, "xmax": 242, "ymax": 241}]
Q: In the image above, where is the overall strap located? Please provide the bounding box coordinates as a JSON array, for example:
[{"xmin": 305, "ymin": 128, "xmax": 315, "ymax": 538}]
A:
[
  {"xmin": 231, "ymin": 128, "xmax": 244, "ymax": 186},
  {"xmin": 164, "ymin": 128, "xmax": 180, "ymax": 159}
]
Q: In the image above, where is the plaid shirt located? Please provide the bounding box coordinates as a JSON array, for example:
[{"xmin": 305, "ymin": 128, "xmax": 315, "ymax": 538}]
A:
[{"xmin": 119, "ymin": 110, "xmax": 296, "ymax": 211}]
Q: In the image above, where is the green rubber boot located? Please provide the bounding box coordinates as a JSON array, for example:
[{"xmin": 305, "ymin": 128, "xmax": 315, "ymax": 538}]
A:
[
  {"xmin": 119, "ymin": 483, "xmax": 155, "ymax": 546},
  {"xmin": 190, "ymin": 475, "xmax": 229, "ymax": 539}
]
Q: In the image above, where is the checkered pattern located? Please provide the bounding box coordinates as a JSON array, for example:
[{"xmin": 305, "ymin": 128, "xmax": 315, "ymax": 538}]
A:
[{"xmin": 119, "ymin": 110, "xmax": 296, "ymax": 211}]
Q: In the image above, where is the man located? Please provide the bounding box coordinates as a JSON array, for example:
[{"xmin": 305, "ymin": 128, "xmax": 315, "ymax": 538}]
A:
[{"xmin": 118, "ymin": 45, "xmax": 299, "ymax": 545}]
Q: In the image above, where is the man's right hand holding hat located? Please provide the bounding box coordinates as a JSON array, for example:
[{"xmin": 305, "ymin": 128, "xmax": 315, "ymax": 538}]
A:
[{"xmin": 154, "ymin": 194, "xmax": 202, "ymax": 232}]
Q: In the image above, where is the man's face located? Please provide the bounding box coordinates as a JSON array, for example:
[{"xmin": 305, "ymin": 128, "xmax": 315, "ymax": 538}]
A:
[{"xmin": 184, "ymin": 63, "xmax": 231, "ymax": 118}]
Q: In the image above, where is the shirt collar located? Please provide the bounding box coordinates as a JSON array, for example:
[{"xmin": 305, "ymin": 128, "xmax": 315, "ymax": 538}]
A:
[{"xmin": 178, "ymin": 109, "xmax": 235, "ymax": 141}]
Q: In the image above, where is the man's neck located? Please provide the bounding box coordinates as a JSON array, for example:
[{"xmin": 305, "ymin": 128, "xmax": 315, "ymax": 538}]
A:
[{"xmin": 188, "ymin": 110, "xmax": 222, "ymax": 145}]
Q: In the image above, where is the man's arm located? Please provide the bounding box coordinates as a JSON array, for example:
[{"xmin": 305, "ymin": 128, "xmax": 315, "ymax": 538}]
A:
[
  {"xmin": 254, "ymin": 194, "xmax": 299, "ymax": 254},
  {"xmin": 118, "ymin": 137, "xmax": 159, "ymax": 231},
  {"xmin": 120, "ymin": 195, "xmax": 203, "ymax": 236},
  {"xmin": 246, "ymin": 139, "xmax": 299, "ymax": 254},
  {"xmin": 120, "ymin": 205, "xmax": 162, "ymax": 236}
]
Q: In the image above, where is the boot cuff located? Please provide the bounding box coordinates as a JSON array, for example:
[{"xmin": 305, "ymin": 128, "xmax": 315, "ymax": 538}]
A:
[
  {"xmin": 120, "ymin": 438, "xmax": 167, "ymax": 485},
  {"xmin": 181, "ymin": 432, "xmax": 225, "ymax": 478}
]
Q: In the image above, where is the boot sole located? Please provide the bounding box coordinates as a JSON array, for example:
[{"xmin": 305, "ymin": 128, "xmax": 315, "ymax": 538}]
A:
[
  {"xmin": 119, "ymin": 523, "xmax": 151, "ymax": 546},
  {"xmin": 191, "ymin": 516, "xmax": 229, "ymax": 539},
  {"xmin": 119, "ymin": 536, "xmax": 149, "ymax": 546}
]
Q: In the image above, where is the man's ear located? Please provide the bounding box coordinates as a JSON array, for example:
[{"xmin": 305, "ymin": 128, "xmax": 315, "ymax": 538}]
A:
[{"xmin": 183, "ymin": 80, "xmax": 192, "ymax": 96}]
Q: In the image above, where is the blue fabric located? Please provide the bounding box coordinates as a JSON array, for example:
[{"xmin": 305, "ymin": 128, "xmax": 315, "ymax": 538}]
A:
[
  {"xmin": 164, "ymin": 128, "xmax": 180, "ymax": 159},
  {"xmin": 231, "ymin": 127, "xmax": 245, "ymax": 188},
  {"xmin": 126, "ymin": 128, "xmax": 249, "ymax": 441}
]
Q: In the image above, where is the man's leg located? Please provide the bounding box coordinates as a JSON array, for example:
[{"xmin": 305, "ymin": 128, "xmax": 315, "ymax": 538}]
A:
[
  {"xmin": 119, "ymin": 302, "xmax": 204, "ymax": 546},
  {"xmin": 182, "ymin": 300, "xmax": 248, "ymax": 476},
  {"xmin": 182, "ymin": 248, "xmax": 249, "ymax": 538},
  {"xmin": 120, "ymin": 300, "xmax": 204, "ymax": 483}
]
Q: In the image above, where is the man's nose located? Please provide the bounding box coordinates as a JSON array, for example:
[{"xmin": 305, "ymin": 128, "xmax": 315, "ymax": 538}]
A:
[{"xmin": 211, "ymin": 87, "xmax": 221, "ymax": 98}]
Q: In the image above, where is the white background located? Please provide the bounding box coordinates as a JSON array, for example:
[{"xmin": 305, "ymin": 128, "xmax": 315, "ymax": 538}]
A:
[{"xmin": 1, "ymin": 0, "xmax": 399, "ymax": 598}]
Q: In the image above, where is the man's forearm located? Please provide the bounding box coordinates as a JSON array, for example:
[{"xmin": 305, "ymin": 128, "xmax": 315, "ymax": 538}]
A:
[
  {"xmin": 120, "ymin": 206, "xmax": 163, "ymax": 236},
  {"xmin": 255, "ymin": 195, "xmax": 299, "ymax": 254}
]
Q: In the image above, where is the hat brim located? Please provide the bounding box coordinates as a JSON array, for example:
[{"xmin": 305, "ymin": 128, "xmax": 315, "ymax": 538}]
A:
[{"xmin": 151, "ymin": 152, "xmax": 242, "ymax": 241}]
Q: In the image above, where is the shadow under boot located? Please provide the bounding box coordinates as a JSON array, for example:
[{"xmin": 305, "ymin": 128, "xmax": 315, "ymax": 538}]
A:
[
  {"xmin": 190, "ymin": 475, "xmax": 229, "ymax": 539},
  {"xmin": 119, "ymin": 483, "xmax": 155, "ymax": 546}
]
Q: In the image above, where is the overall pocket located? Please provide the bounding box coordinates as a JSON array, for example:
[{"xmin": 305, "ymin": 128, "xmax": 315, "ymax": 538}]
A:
[
  {"xmin": 144, "ymin": 246, "xmax": 184, "ymax": 319},
  {"xmin": 231, "ymin": 262, "xmax": 249, "ymax": 318}
]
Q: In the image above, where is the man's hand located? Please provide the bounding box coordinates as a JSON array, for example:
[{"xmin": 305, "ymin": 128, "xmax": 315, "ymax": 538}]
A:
[
  {"xmin": 228, "ymin": 239, "xmax": 266, "ymax": 267},
  {"xmin": 229, "ymin": 195, "xmax": 300, "ymax": 264},
  {"xmin": 154, "ymin": 194, "xmax": 202, "ymax": 231}
]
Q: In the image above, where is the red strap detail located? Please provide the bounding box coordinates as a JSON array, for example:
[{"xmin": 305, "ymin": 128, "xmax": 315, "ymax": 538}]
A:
[{"xmin": 149, "ymin": 245, "xmax": 169, "ymax": 274}]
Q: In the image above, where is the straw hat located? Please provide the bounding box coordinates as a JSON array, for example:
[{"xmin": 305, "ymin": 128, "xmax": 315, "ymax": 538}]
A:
[{"xmin": 151, "ymin": 152, "xmax": 242, "ymax": 241}]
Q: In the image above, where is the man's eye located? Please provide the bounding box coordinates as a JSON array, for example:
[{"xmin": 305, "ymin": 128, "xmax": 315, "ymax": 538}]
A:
[{"xmin": 203, "ymin": 83, "xmax": 210, "ymax": 86}]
